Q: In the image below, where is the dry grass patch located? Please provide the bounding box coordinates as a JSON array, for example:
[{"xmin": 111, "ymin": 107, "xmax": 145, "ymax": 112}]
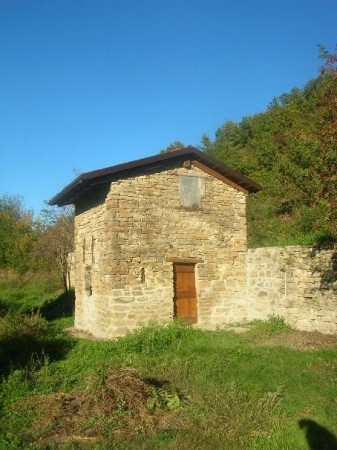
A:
[
  {"xmin": 16, "ymin": 369, "xmax": 184, "ymax": 447},
  {"xmin": 247, "ymin": 315, "xmax": 337, "ymax": 350},
  {"xmin": 252, "ymin": 329, "xmax": 337, "ymax": 351}
]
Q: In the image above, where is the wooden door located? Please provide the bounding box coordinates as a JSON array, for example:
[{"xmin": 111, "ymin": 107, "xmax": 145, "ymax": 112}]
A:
[{"xmin": 173, "ymin": 263, "xmax": 197, "ymax": 323}]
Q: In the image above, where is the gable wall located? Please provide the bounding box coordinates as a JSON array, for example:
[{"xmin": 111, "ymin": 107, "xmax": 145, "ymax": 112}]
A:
[{"xmin": 73, "ymin": 162, "xmax": 247, "ymax": 337}]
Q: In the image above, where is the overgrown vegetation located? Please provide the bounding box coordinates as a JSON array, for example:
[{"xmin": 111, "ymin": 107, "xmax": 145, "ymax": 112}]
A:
[
  {"xmin": 0, "ymin": 273, "xmax": 62, "ymax": 315},
  {"xmin": 0, "ymin": 276, "xmax": 74, "ymax": 378},
  {"xmin": 0, "ymin": 195, "xmax": 74, "ymax": 288},
  {"xmin": 0, "ymin": 281, "xmax": 336, "ymax": 449},
  {"xmin": 250, "ymin": 314, "xmax": 292, "ymax": 337},
  {"xmin": 0, "ymin": 312, "xmax": 73, "ymax": 378}
]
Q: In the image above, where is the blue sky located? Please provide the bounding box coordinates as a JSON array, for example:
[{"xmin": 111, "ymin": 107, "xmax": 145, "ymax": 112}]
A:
[{"xmin": 0, "ymin": 0, "xmax": 336, "ymax": 213}]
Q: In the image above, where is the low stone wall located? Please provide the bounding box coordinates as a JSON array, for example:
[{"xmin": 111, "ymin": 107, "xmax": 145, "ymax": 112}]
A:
[{"xmin": 246, "ymin": 246, "xmax": 337, "ymax": 334}]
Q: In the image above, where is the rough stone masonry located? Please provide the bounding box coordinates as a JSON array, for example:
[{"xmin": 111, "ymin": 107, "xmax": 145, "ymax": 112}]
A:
[
  {"xmin": 73, "ymin": 162, "xmax": 249, "ymax": 337},
  {"xmin": 51, "ymin": 147, "xmax": 337, "ymax": 337},
  {"xmin": 246, "ymin": 246, "xmax": 337, "ymax": 334}
]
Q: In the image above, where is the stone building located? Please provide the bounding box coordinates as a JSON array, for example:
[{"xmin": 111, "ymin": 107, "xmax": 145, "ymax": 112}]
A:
[{"xmin": 50, "ymin": 146, "xmax": 261, "ymax": 337}]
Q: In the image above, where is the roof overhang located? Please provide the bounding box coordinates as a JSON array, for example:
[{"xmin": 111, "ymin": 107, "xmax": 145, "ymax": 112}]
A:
[{"xmin": 49, "ymin": 146, "xmax": 262, "ymax": 206}]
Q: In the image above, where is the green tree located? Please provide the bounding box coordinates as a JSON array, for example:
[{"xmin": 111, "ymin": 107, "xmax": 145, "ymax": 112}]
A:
[
  {"xmin": 33, "ymin": 206, "xmax": 74, "ymax": 292},
  {"xmin": 199, "ymin": 133, "xmax": 212, "ymax": 152},
  {"xmin": 159, "ymin": 141, "xmax": 185, "ymax": 154},
  {"xmin": 0, "ymin": 195, "xmax": 36, "ymax": 272},
  {"xmin": 204, "ymin": 45, "xmax": 337, "ymax": 246}
]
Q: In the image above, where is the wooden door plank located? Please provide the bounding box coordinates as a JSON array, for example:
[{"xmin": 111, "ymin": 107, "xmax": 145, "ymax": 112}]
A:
[{"xmin": 173, "ymin": 263, "xmax": 198, "ymax": 323}]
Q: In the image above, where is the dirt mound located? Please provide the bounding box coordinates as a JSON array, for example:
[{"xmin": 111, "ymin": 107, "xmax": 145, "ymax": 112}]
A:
[{"xmin": 19, "ymin": 369, "xmax": 180, "ymax": 446}]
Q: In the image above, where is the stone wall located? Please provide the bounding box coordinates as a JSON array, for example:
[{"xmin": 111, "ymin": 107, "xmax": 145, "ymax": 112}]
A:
[
  {"xmin": 72, "ymin": 159, "xmax": 337, "ymax": 337},
  {"xmin": 246, "ymin": 246, "xmax": 337, "ymax": 334},
  {"xmin": 74, "ymin": 161, "xmax": 248, "ymax": 338}
]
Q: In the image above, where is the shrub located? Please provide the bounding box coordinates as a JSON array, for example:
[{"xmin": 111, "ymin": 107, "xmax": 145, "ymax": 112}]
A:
[
  {"xmin": 250, "ymin": 315, "xmax": 291, "ymax": 337},
  {"xmin": 0, "ymin": 312, "xmax": 72, "ymax": 377}
]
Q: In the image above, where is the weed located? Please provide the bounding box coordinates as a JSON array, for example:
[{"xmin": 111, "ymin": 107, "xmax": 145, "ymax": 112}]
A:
[
  {"xmin": 114, "ymin": 320, "xmax": 202, "ymax": 356},
  {"xmin": 250, "ymin": 314, "xmax": 291, "ymax": 337},
  {"xmin": 147, "ymin": 382, "xmax": 187, "ymax": 412}
]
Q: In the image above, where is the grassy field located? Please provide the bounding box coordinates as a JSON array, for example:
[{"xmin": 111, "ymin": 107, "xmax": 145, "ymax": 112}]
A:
[{"xmin": 0, "ymin": 277, "xmax": 336, "ymax": 449}]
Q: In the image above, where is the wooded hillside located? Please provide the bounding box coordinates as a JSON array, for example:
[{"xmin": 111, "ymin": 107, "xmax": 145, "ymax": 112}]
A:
[{"xmin": 201, "ymin": 47, "xmax": 337, "ymax": 247}]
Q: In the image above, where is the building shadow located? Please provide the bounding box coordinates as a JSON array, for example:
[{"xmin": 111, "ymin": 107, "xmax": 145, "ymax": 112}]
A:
[
  {"xmin": 0, "ymin": 291, "xmax": 76, "ymax": 377},
  {"xmin": 0, "ymin": 315, "xmax": 74, "ymax": 378},
  {"xmin": 38, "ymin": 289, "xmax": 75, "ymax": 321},
  {"xmin": 0, "ymin": 298, "xmax": 9, "ymax": 317},
  {"xmin": 299, "ymin": 419, "xmax": 337, "ymax": 450}
]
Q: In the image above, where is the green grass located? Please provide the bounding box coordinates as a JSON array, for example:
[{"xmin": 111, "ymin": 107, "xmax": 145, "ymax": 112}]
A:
[
  {"xmin": 0, "ymin": 273, "xmax": 64, "ymax": 315},
  {"xmin": 249, "ymin": 314, "xmax": 292, "ymax": 337},
  {"xmin": 0, "ymin": 279, "xmax": 336, "ymax": 449}
]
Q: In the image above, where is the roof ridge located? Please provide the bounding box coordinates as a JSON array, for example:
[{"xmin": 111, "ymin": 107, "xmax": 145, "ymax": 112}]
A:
[{"xmin": 50, "ymin": 146, "xmax": 262, "ymax": 206}]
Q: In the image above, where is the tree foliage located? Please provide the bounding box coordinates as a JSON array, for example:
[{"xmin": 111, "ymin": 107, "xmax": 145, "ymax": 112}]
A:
[
  {"xmin": 159, "ymin": 141, "xmax": 185, "ymax": 154},
  {"xmin": 33, "ymin": 206, "xmax": 74, "ymax": 291},
  {"xmin": 203, "ymin": 46, "xmax": 337, "ymax": 247},
  {"xmin": 0, "ymin": 195, "xmax": 74, "ymax": 287},
  {"xmin": 0, "ymin": 196, "xmax": 36, "ymax": 272}
]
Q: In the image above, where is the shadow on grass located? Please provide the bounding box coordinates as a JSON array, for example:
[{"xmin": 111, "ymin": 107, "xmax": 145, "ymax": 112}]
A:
[
  {"xmin": 0, "ymin": 313, "xmax": 74, "ymax": 378},
  {"xmin": 0, "ymin": 298, "xmax": 9, "ymax": 317},
  {"xmin": 0, "ymin": 290, "xmax": 75, "ymax": 378},
  {"xmin": 0, "ymin": 334, "xmax": 73, "ymax": 378},
  {"xmin": 144, "ymin": 377, "xmax": 171, "ymax": 388},
  {"xmin": 0, "ymin": 289, "xmax": 75, "ymax": 320},
  {"xmin": 38, "ymin": 289, "xmax": 75, "ymax": 321},
  {"xmin": 299, "ymin": 419, "xmax": 337, "ymax": 450}
]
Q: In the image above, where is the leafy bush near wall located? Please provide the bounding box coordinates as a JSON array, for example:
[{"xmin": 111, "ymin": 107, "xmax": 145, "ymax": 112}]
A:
[
  {"xmin": 114, "ymin": 320, "xmax": 202, "ymax": 355},
  {"xmin": 250, "ymin": 315, "xmax": 292, "ymax": 337}
]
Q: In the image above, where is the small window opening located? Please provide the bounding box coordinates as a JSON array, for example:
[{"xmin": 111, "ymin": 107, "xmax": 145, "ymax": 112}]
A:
[
  {"xmin": 84, "ymin": 270, "xmax": 92, "ymax": 296},
  {"xmin": 141, "ymin": 268, "xmax": 145, "ymax": 283},
  {"xmin": 91, "ymin": 236, "xmax": 95, "ymax": 263},
  {"xmin": 82, "ymin": 238, "xmax": 86, "ymax": 263}
]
